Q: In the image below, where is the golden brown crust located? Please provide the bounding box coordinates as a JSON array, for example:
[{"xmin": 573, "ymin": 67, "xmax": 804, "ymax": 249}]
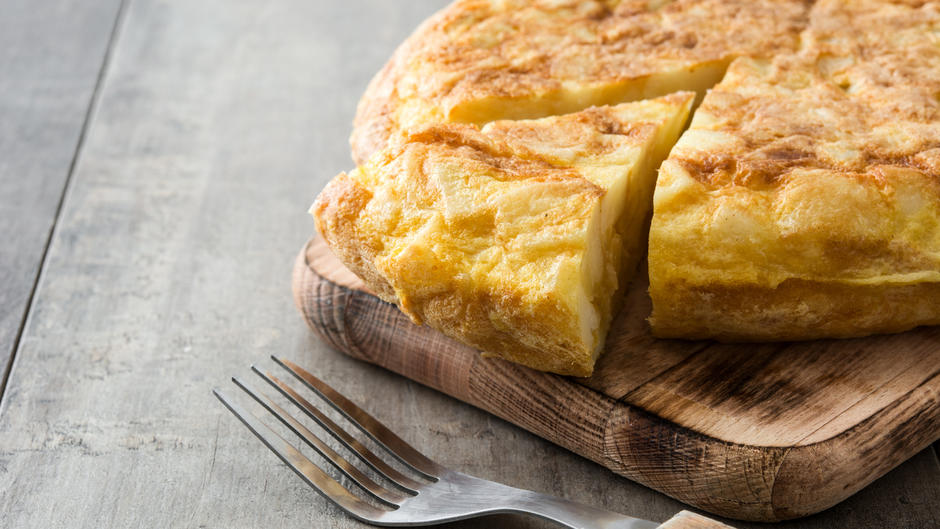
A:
[
  {"xmin": 324, "ymin": 126, "xmax": 604, "ymax": 375},
  {"xmin": 321, "ymin": 96, "xmax": 693, "ymax": 375},
  {"xmin": 649, "ymin": 0, "xmax": 940, "ymax": 340},
  {"xmin": 351, "ymin": 0, "xmax": 811, "ymax": 164},
  {"xmin": 312, "ymin": 172, "xmax": 397, "ymax": 302}
]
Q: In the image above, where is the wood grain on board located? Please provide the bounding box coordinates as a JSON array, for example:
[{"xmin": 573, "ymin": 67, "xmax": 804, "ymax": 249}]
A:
[
  {"xmin": 294, "ymin": 235, "xmax": 940, "ymax": 522},
  {"xmin": 0, "ymin": 0, "xmax": 125, "ymax": 392},
  {"xmin": 655, "ymin": 511, "xmax": 733, "ymax": 529}
]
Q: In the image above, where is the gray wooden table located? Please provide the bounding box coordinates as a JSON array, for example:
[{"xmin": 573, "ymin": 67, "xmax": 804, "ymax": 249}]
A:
[{"xmin": 1, "ymin": 1, "xmax": 938, "ymax": 527}]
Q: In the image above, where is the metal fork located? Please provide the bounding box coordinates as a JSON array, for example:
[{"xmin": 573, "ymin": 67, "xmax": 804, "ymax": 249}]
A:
[{"xmin": 213, "ymin": 356, "xmax": 730, "ymax": 529}]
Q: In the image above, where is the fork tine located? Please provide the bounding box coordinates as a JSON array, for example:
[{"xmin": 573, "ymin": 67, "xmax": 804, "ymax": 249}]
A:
[
  {"xmin": 212, "ymin": 389, "xmax": 387, "ymax": 523},
  {"xmin": 252, "ymin": 366, "xmax": 427, "ymax": 491},
  {"xmin": 231, "ymin": 377, "xmax": 409, "ymax": 505},
  {"xmin": 272, "ymin": 356, "xmax": 441, "ymax": 479}
]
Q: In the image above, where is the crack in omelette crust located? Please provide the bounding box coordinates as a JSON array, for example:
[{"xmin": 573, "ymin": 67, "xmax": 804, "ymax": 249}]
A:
[{"xmin": 351, "ymin": 0, "xmax": 811, "ymax": 165}]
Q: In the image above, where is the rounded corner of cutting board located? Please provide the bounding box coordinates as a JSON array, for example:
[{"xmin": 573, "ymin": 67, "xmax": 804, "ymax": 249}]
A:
[
  {"xmin": 601, "ymin": 394, "xmax": 940, "ymax": 522},
  {"xmin": 292, "ymin": 236, "xmax": 373, "ymax": 360},
  {"xmin": 291, "ymin": 236, "xmax": 940, "ymax": 522}
]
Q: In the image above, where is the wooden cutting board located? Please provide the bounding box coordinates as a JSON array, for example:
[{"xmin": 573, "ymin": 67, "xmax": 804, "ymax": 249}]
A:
[{"xmin": 292, "ymin": 236, "xmax": 940, "ymax": 522}]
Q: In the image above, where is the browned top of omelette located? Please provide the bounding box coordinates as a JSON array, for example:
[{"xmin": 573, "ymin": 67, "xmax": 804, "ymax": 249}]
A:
[
  {"xmin": 647, "ymin": 0, "xmax": 940, "ymax": 339},
  {"xmin": 351, "ymin": 0, "xmax": 811, "ymax": 164}
]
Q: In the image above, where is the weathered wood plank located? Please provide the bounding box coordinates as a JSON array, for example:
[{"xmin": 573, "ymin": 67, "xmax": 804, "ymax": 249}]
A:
[
  {"xmin": 0, "ymin": 1, "xmax": 937, "ymax": 528},
  {"xmin": 0, "ymin": 0, "xmax": 125, "ymax": 394}
]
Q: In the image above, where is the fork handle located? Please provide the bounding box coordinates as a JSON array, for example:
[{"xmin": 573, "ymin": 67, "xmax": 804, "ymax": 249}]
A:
[{"xmin": 498, "ymin": 485, "xmax": 733, "ymax": 529}]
